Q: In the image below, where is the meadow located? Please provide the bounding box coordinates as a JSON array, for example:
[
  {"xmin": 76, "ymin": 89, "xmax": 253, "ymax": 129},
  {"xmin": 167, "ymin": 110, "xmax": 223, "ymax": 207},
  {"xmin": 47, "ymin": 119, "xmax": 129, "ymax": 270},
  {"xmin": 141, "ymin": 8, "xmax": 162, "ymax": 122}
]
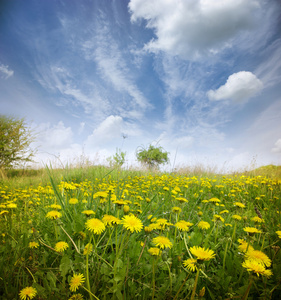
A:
[{"xmin": 0, "ymin": 165, "xmax": 281, "ymax": 300}]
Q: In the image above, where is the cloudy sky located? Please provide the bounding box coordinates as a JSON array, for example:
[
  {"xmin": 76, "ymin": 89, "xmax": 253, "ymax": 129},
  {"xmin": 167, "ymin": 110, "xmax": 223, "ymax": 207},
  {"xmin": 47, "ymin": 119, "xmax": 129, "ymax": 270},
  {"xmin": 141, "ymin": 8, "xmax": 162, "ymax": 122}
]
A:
[{"xmin": 1, "ymin": 0, "xmax": 281, "ymax": 171}]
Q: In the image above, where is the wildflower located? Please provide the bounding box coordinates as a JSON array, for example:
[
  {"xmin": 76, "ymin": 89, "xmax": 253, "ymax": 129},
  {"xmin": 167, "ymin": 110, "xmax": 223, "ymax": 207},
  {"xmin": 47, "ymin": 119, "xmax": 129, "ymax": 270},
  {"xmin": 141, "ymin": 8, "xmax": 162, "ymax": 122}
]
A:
[
  {"xmin": 46, "ymin": 210, "xmax": 62, "ymax": 219},
  {"xmin": 0, "ymin": 210, "xmax": 9, "ymax": 215},
  {"xmin": 85, "ymin": 218, "xmax": 106, "ymax": 234},
  {"xmin": 102, "ymin": 214, "xmax": 120, "ymax": 226},
  {"xmin": 55, "ymin": 241, "xmax": 69, "ymax": 252},
  {"xmin": 199, "ymin": 287, "xmax": 206, "ymax": 297},
  {"xmin": 232, "ymin": 215, "xmax": 242, "ymax": 221},
  {"xmin": 7, "ymin": 203, "xmax": 17, "ymax": 208},
  {"xmin": 209, "ymin": 197, "xmax": 221, "ymax": 203},
  {"xmin": 220, "ymin": 210, "xmax": 229, "ymax": 214},
  {"xmin": 245, "ymin": 250, "xmax": 271, "ymax": 267},
  {"xmin": 50, "ymin": 204, "xmax": 61, "ymax": 210},
  {"xmin": 175, "ymin": 220, "xmax": 193, "ymax": 232},
  {"xmin": 234, "ymin": 202, "xmax": 245, "ymax": 208},
  {"xmin": 69, "ymin": 273, "xmax": 85, "ymax": 292},
  {"xmin": 148, "ymin": 247, "xmax": 162, "ymax": 256},
  {"xmin": 69, "ymin": 294, "xmax": 84, "ymax": 300},
  {"xmin": 28, "ymin": 242, "xmax": 39, "ymax": 249},
  {"xmin": 242, "ymin": 259, "xmax": 272, "ymax": 277},
  {"xmin": 198, "ymin": 221, "xmax": 210, "ymax": 230},
  {"xmin": 243, "ymin": 227, "xmax": 262, "ymax": 234},
  {"xmin": 276, "ymin": 231, "xmax": 281, "ymax": 238},
  {"xmin": 121, "ymin": 214, "xmax": 143, "ymax": 233},
  {"xmin": 190, "ymin": 246, "xmax": 215, "ymax": 261},
  {"xmin": 123, "ymin": 205, "xmax": 130, "ymax": 213},
  {"xmin": 83, "ymin": 243, "xmax": 93, "ymax": 255},
  {"xmin": 213, "ymin": 214, "xmax": 224, "ymax": 222},
  {"xmin": 82, "ymin": 210, "xmax": 95, "ymax": 216},
  {"xmin": 69, "ymin": 198, "xmax": 78, "ymax": 205},
  {"xmin": 19, "ymin": 286, "xmax": 37, "ymax": 300},
  {"xmin": 172, "ymin": 206, "xmax": 182, "ymax": 213},
  {"xmin": 251, "ymin": 216, "xmax": 264, "ymax": 223},
  {"xmin": 238, "ymin": 239, "xmax": 254, "ymax": 253},
  {"xmin": 152, "ymin": 236, "xmax": 173, "ymax": 249},
  {"xmin": 183, "ymin": 258, "xmax": 197, "ymax": 272}
]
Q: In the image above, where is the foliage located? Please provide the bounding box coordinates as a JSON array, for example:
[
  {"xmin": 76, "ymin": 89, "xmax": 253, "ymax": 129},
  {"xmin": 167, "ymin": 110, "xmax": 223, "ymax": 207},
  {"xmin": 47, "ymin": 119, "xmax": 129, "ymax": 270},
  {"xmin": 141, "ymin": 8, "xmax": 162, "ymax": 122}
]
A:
[
  {"xmin": 107, "ymin": 148, "xmax": 126, "ymax": 168},
  {"xmin": 136, "ymin": 144, "xmax": 169, "ymax": 169},
  {"xmin": 1, "ymin": 171, "xmax": 281, "ymax": 299},
  {"xmin": 0, "ymin": 115, "xmax": 36, "ymax": 172}
]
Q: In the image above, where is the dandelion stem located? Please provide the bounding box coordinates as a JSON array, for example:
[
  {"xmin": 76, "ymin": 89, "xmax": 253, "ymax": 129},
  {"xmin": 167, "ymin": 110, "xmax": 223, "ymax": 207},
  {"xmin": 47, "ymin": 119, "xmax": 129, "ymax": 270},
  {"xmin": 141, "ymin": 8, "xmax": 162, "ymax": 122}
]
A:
[
  {"xmin": 191, "ymin": 267, "xmax": 200, "ymax": 300},
  {"xmin": 86, "ymin": 234, "xmax": 94, "ymax": 300}
]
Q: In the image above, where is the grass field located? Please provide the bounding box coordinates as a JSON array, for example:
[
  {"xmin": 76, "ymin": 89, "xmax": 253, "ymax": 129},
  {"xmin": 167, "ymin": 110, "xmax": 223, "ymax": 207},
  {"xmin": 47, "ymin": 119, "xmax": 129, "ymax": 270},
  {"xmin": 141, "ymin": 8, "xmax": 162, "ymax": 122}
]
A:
[{"xmin": 0, "ymin": 165, "xmax": 281, "ymax": 299}]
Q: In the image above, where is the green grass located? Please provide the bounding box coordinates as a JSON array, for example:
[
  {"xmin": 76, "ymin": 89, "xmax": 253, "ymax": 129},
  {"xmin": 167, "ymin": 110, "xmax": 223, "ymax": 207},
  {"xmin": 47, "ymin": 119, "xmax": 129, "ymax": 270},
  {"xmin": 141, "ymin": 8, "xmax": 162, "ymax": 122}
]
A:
[{"xmin": 0, "ymin": 165, "xmax": 281, "ymax": 299}]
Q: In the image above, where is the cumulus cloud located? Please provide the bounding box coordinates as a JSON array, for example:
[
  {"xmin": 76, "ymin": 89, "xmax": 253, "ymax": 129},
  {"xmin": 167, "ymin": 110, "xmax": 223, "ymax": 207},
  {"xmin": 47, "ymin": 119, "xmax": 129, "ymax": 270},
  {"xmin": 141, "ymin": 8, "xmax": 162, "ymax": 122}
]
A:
[
  {"xmin": 36, "ymin": 121, "xmax": 73, "ymax": 150},
  {"xmin": 207, "ymin": 71, "xmax": 263, "ymax": 102},
  {"xmin": 129, "ymin": 0, "xmax": 261, "ymax": 59},
  {"xmin": 85, "ymin": 115, "xmax": 124, "ymax": 148},
  {"xmin": 272, "ymin": 139, "xmax": 281, "ymax": 153},
  {"xmin": 0, "ymin": 64, "xmax": 14, "ymax": 79}
]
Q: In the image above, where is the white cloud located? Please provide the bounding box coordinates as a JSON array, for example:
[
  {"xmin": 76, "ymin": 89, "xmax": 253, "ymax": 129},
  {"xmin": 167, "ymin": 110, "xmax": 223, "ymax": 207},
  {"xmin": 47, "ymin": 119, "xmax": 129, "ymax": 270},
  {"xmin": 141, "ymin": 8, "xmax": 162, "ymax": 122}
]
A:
[
  {"xmin": 207, "ymin": 71, "xmax": 263, "ymax": 102},
  {"xmin": 129, "ymin": 0, "xmax": 261, "ymax": 59},
  {"xmin": 0, "ymin": 64, "xmax": 14, "ymax": 79},
  {"xmin": 36, "ymin": 121, "xmax": 73, "ymax": 150},
  {"xmin": 272, "ymin": 139, "xmax": 281, "ymax": 153},
  {"xmin": 85, "ymin": 115, "xmax": 124, "ymax": 148}
]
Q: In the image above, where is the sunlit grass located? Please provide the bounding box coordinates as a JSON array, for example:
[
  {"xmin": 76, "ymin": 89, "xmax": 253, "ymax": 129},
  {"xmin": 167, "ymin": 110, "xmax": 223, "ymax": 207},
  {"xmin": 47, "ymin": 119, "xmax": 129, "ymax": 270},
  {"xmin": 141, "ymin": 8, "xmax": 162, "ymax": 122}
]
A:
[{"xmin": 0, "ymin": 166, "xmax": 281, "ymax": 299}]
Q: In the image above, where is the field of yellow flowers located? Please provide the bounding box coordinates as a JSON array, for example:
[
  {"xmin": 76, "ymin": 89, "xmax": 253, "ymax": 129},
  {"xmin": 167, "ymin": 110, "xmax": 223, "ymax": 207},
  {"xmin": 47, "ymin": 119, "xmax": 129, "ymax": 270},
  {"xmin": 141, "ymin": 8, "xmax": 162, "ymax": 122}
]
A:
[{"xmin": 0, "ymin": 171, "xmax": 281, "ymax": 299}]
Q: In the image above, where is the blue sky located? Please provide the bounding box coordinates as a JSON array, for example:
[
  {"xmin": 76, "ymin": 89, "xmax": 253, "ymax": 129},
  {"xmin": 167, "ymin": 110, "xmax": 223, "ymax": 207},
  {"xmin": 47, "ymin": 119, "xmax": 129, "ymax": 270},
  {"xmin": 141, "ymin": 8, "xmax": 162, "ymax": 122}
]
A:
[{"xmin": 1, "ymin": 0, "xmax": 281, "ymax": 171}]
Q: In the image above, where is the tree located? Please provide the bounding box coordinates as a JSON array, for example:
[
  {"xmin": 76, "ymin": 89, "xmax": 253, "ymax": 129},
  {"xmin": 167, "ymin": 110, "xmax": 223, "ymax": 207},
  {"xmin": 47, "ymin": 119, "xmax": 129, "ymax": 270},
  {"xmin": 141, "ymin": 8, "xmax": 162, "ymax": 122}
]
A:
[
  {"xmin": 0, "ymin": 115, "xmax": 36, "ymax": 171},
  {"xmin": 107, "ymin": 148, "xmax": 126, "ymax": 168},
  {"xmin": 136, "ymin": 144, "xmax": 169, "ymax": 170}
]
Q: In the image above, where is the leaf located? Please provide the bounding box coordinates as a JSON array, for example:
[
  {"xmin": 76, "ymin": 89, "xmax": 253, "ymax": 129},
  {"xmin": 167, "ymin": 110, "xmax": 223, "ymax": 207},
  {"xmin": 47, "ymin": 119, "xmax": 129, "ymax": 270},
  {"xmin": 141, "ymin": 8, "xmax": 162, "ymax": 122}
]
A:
[{"xmin": 59, "ymin": 255, "xmax": 72, "ymax": 280}]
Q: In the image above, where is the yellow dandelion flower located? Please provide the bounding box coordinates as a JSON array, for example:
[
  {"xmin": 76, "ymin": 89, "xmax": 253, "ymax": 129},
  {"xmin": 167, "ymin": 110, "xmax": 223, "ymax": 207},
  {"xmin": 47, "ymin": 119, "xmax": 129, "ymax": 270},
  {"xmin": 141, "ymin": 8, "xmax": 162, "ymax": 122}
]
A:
[
  {"xmin": 232, "ymin": 215, "xmax": 242, "ymax": 221},
  {"xmin": 152, "ymin": 236, "xmax": 173, "ymax": 249},
  {"xmin": 82, "ymin": 210, "xmax": 95, "ymax": 216},
  {"xmin": 190, "ymin": 246, "xmax": 215, "ymax": 261},
  {"xmin": 213, "ymin": 214, "xmax": 224, "ymax": 222},
  {"xmin": 220, "ymin": 210, "xmax": 229, "ymax": 214},
  {"xmin": 7, "ymin": 203, "xmax": 17, "ymax": 208},
  {"xmin": 276, "ymin": 231, "xmax": 281, "ymax": 238},
  {"xmin": 198, "ymin": 221, "xmax": 210, "ymax": 230},
  {"xmin": 55, "ymin": 241, "xmax": 69, "ymax": 252},
  {"xmin": 102, "ymin": 214, "xmax": 120, "ymax": 226},
  {"xmin": 83, "ymin": 243, "xmax": 93, "ymax": 255},
  {"xmin": 245, "ymin": 250, "xmax": 271, "ymax": 267},
  {"xmin": 19, "ymin": 286, "xmax": 37, "ymax": 300},
  {"xmin": 0, "ymin": 210, "xmax": 9, "ymax": 215},
  {"xmin": 69, "ymin": 294, "xmax": 84, "ymax": 300},
  {"xmin": 69, "ymin": 273, "xmax": 85, "ymax": 292},
  {"xmin": 121, "ymin": 214, "xmax": 143, "ymax": 233},
  {"xmin": 175, "ymin": 220, "xmax": 193, "ymax": 232},
  {"xmin": 183, "ymin": 258, "xmax": 197, "ymax": 272},
  {"xmin": 28, "ymin": 242, "xmax": 39, "ymax": 249},
  {"xmin": 243, "ymin": 227, "xmax": 262, "ymax": 234},
  {"xmin": 85, "ymin": 218, "xmax": 106, "ymax": 234},
  {"xmin": 50, "ymin": 204, "xmax": 61, "ymax": 210},
  {"xmin": 238, "ymin": 239, "xmax": 254, "ymax": 253},
  {"xmin": 172, "ymin": 206, "xmax": 182, "ymax": 213},
  {"xmin": 46, "ymin": 210, "xmax": 62, "ymax": 219},
  {"xmin": 234, "ymin": 202, "xmax": 245, "ymax": 208},
  {"xmin": 209, "ymin": 197, "xmax": 221, "ymax": 203},
  {"xmin": 69, "ymin": 198, "xmax": 78, "ymax": 205},
  {"xmin": 148, "ymin": 247, "xmax": 162, "ymax": 256},
  {"xmin": 242, "ymin": 259, "xmax": 272, "ymax": 277},
  {"xmin": 123, "ymin": 205, "xmax": 130, "ymax": 213},
  {"xmin": 251, "ymin": 216, "xmax": 264, "ymax": 223}
]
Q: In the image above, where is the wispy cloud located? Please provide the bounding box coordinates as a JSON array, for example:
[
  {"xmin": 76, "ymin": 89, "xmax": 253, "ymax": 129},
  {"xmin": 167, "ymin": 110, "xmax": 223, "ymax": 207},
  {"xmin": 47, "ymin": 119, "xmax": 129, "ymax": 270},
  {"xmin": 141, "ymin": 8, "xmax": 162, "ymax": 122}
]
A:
[{"xmin": 0, "ymin": 63, "xmax": 14, "ymax": 79}]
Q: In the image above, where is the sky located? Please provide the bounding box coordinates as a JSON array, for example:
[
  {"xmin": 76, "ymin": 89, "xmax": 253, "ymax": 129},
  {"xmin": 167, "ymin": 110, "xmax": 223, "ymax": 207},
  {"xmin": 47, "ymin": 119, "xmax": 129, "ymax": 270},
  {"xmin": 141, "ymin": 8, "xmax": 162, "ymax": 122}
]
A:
[{"xmin": 1, "ymin": 0, "xmax": 281, "ymax": 172}]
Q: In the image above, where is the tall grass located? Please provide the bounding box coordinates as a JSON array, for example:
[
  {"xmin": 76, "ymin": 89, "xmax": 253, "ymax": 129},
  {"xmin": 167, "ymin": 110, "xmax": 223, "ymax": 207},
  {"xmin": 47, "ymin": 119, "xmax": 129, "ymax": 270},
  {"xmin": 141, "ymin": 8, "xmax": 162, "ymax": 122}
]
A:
[{"xmin": 0, "ymin": 164, "xmax": 281, "ymax": 299}]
